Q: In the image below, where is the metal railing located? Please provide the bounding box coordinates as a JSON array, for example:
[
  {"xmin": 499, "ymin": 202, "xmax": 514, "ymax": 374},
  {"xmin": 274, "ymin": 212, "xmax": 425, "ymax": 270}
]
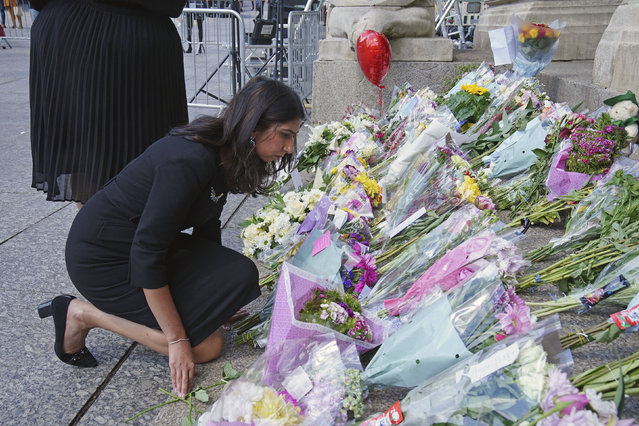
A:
[
  {"xmin": 287, "ymin": 10, "xmax": 321, "ymax": 105},
  {"xmin": 178, "ymin": 8, "xmax": 246, "ymax": 112}
]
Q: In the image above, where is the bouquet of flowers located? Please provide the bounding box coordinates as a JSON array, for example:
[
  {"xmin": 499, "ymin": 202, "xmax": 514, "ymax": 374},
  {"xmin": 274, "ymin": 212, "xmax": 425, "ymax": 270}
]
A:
[
  {"xmin": 512, "ymin": 15, "xmax": 564, "ymax": 77},
  {"xmin": 198, "ymin": 335, "xmax": 369, "ymax": 425},
  {"xmin": 267, "ymin": 263, "xmax": 387, "ymax": 355},
  {"xmin": 240, "ymin": 188, "xmax": 324, "ymax": 269},
  {"xmin": 365, "ymin": 205, "xmax": 498, "ymax": 308},
  {"xmin": 445, "ymin": 83, "xmax": 492, "ymax": 128},
  {"xmin": 383, "ymin": 228, "xmax": 529, "ymax": 317},
  {"xmin": 380, "ymin": 144, "xmax": 467, "ymax": 239},
  {"xmin": 364, "ymin": 264, "xmax": 536, "ymax": 388},
  {"xmin": 547, "ymin": 110, "xmax": 629, "ymax": 201},
  {"xmin": 299, "ymin": 288, "xmax": 373, "ymax": 343},
  {"xmin": 295, "ymin": 120, "xmax": 355, "ymax": 172},
  {"xmin": 394, "ymin": 315, "xmax": 569, "ymax": 425},
  {"xmin": 519, "ymin": 364, "xmax": 636, "ymax": 425}
]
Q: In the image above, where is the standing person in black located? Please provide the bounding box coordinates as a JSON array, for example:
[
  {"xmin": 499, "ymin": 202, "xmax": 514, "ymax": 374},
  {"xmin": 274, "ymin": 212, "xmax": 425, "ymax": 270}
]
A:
[
  {"xmin": 184, "ymin": 0, "xmax": 206, "ymax": 54},
  {"xmin": 29, "ymin": 0, "xmax": 189, "ymax": 205},
  {"xmin": 37, "ymin": 77, "xmax": 305, "ymax": 398}
]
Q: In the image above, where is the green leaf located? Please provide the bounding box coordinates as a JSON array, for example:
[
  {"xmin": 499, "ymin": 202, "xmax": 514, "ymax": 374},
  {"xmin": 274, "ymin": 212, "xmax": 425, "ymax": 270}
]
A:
[
  {"xmin": 181, "ymin": 416, "xmax": 193, "ymax": 426},
  {"xmin": 222, "ymin": 361, "xmax": 242, "ymax": 382},
  {"xmin": 238, "ymin": 219, "xmax": 253, "ymax": 228},
  {"xmin": 194, "ymin": 389, "xmax": 209, "ymax": 402}
]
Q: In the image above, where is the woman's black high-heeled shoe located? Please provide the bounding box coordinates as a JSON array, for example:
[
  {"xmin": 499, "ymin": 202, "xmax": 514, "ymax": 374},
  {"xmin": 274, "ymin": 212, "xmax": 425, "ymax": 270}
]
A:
[{"xmin": 37, "ymin": 295, "xmax": 98, "ymax": 368}]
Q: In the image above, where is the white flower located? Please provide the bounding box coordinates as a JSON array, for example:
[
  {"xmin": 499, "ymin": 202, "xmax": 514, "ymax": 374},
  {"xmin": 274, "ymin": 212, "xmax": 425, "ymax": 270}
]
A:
[
  {"xmin": 585, "ymin": 388, "xmax": 617, "ymax": 418},
  {"xmin": 285, "ymin": 199, "xmax": 307, "ymax": 221},
  {"xmin": 260, "ymin": 207, "xmax": 280, "ymax": 225},
  {"xmin": 242, "ymin": 223, "xmax": 262, "ymax": 242},
  {"xmin": 218, "ymin": 380, "xmax": 264, "ymax": 422},
  {"xmin": 302, "ymin": 188, "xmax": 324, "ymax": 207}
]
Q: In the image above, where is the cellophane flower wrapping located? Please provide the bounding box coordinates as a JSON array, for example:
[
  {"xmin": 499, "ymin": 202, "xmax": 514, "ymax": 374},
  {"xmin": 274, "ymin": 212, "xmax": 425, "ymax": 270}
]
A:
[
  {"xmin": 381, "ymin": 144, "xmax": 467, "ymax": 239},
  {"xmin": 364, "ymin": 205, "xmax": 498, "ymax": 308},
  {"xmin": 512, "ymin": 15, "xmax": 564, "ymax": 77},
  {"xmin": 199, "ymin": 334, "xmax": 369, "ymax": 425},
  {"xmin": 365, "ymin": 263, "xmax": 525, "ymax": 388},
  {"xmin": 267, "ymin": 262, "xmax": 388, "ymax": 356},
  {"xmin": 396, "ymin": 315, "xmax": 571, "ymax": 425},
  {"xmin": 383, "ymin": 228, "xmax": 528, "ymax": 317},
  {"xmin": 545, "ymin": 185, "xmax": 620, "ymax": 253}
]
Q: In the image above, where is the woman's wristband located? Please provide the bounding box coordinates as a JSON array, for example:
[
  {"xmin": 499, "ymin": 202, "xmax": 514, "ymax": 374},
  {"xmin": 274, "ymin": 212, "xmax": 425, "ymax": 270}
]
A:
[{"xmin": 168, "ymin": 337, "xmax": 190, "ymax": 345}]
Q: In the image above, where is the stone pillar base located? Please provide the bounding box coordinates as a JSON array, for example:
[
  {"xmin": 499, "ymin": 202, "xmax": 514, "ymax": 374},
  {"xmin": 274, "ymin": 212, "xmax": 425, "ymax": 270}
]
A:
[
  {"xmin": 312, "ymin": 59, "xmax": 462, "ymax": 123},
  {"xmin": 592, "ymin": 0, "xmax": 639, "ymax": 93},
  {"xmin": 319, "ymin": 38, "xmax": 453, "ymax": 62}
]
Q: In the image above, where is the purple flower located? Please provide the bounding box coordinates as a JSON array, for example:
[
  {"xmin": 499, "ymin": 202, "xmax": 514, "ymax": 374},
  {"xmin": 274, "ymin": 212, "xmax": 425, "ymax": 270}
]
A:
[
  {"xmin": 541, "ymin": 367, "xmax": 579, "ymax": 411},
  {"xmin": 495, "ymin": 303, "xmax": 531, "ymax": 335}
]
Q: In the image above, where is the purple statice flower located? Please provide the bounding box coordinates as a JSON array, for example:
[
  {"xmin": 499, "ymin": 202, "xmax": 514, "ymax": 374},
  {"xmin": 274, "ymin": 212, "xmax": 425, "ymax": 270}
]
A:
[
  {"xmin": 495, "ymin": 303, "xmax": 531, "ymax": 336},
  {"xmin": 342, "ymin": 164, "xmax": 359, "ymax": 180}
]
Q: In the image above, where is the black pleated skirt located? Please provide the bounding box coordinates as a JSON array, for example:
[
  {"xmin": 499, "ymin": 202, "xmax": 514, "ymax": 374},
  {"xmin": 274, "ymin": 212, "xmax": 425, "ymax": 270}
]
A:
[
  {"xmin": 30, "ymin": 0, "xmax": 188, "ymax": 203},
  {"xmin": 65, "ymin": 191, "xmax": 261, "ymax": 346}
]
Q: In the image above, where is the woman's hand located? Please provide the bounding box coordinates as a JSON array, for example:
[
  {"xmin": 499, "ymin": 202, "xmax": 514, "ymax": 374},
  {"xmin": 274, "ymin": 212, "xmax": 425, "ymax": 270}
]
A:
[{"xmin": 168, "ymin": 340, "xmax": 195, "ymax": 397}]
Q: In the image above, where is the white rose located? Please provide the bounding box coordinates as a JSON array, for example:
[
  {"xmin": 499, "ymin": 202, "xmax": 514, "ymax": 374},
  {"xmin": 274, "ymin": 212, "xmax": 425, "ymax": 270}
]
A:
[
  {"xmin": 241, "ymin": 223, "xmax": 261, "ymax": 242},
  {"xmin": 285, "ymin": 199, "xmax": 306, "ymax": 220}
]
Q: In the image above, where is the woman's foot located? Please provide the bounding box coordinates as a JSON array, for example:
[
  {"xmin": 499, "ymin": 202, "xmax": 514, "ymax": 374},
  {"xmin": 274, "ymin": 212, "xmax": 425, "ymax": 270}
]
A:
[
  {"xmin": 222, "ymin": 307, "xmax": 250, "ymax": 330},
  {"xmin": 37, "ymin": 295, "xmax": 97, "ymax": 367}
]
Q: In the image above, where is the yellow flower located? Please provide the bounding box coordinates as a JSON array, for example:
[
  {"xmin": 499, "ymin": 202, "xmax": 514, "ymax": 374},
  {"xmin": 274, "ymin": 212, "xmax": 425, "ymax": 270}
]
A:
[
  {"xmin": 457, "ymin": 175, "xmax": 481, "ymax": 203},
  {"xmin": 253, "ymin": 387, "xmax": 302, "ymax": 424},
  {"xmin": 518, "ymin": 33, "xmax": 525, "ymax": 43},
  {"xmin": 354, "ymin": 173, "xmax": 382, "ymax": 207},
  {"xmin": 330, "ymin": 167, "xmax": 338, "ymax": 176},
  {"xmin": 528, "ymin": 27, "xmax": 539, "ymax": 39},
  {"xmin": 461, "ymin": 83, "xmax": 489, "ymax": 96}
]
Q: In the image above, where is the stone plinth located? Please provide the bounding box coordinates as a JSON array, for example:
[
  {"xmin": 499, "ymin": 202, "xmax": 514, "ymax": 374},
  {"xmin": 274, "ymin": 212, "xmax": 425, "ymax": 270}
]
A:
[
  {"xmin": 592, "ymin": 0, "xmax": 639, "ymax": 93},
  {"xmin": 318, "ymin": 38, "xmax": 453, "ymax": 62},
  {"xmin": 312, "ymin": 59, "xmax": 469, "ymax": 124},
  {"xmin": 475, "ymin": 0, "xmax": 622, "ymax": 61}
]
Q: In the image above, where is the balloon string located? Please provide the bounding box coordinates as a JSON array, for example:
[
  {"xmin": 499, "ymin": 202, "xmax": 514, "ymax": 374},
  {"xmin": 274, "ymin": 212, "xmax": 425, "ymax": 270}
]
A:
[{"xmin": 378, "ymin": 86, "xmax": 385, "ymax": 116}]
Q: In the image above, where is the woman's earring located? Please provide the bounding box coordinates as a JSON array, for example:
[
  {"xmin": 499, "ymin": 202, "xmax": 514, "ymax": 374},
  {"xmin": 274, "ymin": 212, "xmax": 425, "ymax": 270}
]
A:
[{"xmin": 249, "ymin": 136, "xmax": 256, "ymax": 148}]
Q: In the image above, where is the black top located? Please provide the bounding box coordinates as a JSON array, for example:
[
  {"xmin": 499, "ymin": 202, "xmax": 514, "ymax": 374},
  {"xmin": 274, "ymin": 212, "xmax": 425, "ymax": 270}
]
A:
[{"xmin": 101, "ymin": 135, "xmax": 227, "ymax": 289}]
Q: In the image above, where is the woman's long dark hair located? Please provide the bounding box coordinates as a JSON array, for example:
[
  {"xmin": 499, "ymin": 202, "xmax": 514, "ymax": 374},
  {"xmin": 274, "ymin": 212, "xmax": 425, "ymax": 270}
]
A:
[{"xmin": 170, "ymin": 76, "xmax": 305, "ymax": 194}]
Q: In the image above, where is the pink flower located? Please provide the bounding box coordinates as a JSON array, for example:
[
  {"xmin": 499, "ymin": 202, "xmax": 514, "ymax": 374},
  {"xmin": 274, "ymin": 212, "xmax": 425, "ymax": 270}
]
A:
[
  {"xmin": 495, "ymin": 303, "xmax": 531, "ymax": 335},
  {"xmin": 541, "ymin": 367, "xmax": 579, "ymax": 411},
  {"xmin": 474, "ymin": 195, "xmax": 495, "ymax": 211},
  {"xmin": 557, "ymin": 393, "xmax": 590, "ymax": 415}
]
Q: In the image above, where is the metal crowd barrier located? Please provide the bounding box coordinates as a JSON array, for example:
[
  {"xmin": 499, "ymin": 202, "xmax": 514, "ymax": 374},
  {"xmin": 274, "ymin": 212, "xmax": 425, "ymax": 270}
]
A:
[
  {"xmin": 287, "ymin": 10, "xmax": 321, "ymax": 105},
  {"xmin": 178, "ymin": 7, "xmax": 246, "ymax": 113}
]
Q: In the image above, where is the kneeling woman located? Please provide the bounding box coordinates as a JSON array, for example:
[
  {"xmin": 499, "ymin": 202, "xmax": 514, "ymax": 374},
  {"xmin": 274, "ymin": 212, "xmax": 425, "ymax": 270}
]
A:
[{"xmin": 38, "ymin": 76, "xmax": 305, "ymax": 397}]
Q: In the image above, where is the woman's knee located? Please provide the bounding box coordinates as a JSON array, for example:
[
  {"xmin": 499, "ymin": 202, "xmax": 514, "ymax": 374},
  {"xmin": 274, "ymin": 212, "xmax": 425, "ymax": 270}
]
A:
[{"xmin": 192, "ymin": 330, "xmax": 224, "ymax": 363}]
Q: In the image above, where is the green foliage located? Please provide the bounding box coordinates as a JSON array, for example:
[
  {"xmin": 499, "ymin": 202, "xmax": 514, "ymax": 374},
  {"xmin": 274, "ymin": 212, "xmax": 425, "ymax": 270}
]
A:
[{"xmin": 446, "ymin": 88, "xmax": 492, "ymax": 124}]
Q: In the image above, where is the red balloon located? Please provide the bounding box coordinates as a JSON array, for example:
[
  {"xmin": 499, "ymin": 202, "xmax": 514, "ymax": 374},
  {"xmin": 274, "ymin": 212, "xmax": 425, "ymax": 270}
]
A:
[{"xmin": 356, "ymin": 30, "xmax": 392, "ymax": 88}]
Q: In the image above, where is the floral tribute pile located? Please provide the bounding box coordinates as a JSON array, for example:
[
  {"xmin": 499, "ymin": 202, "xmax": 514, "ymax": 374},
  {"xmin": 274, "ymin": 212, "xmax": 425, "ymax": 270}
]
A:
[{"xmin": 190, "ymin": 66, "xmax": 639, "ymax": 425}]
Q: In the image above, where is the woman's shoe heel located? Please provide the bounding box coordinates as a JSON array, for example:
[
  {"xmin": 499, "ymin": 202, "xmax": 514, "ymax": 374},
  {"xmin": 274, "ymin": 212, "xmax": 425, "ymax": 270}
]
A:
[{"xmin": 37, "ymin": 301, "xmax": 53, "ymax": 318}]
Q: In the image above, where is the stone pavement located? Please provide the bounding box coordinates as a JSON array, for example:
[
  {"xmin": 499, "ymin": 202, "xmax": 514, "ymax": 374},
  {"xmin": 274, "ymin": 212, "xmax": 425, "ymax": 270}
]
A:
[{"xmin": 1, "ymin": 38, "xmax": 638, "ymax": 425}]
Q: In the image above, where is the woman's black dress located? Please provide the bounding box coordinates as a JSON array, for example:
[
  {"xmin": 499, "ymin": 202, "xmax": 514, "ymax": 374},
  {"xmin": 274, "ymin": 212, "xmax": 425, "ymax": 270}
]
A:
[
  {"xmin": 65, "ymin": 136, "xmax": 260, "ymax": 346},
  {"xmin": 30, "ymin": 0, "xmax": 189, "ymax": 203}
]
